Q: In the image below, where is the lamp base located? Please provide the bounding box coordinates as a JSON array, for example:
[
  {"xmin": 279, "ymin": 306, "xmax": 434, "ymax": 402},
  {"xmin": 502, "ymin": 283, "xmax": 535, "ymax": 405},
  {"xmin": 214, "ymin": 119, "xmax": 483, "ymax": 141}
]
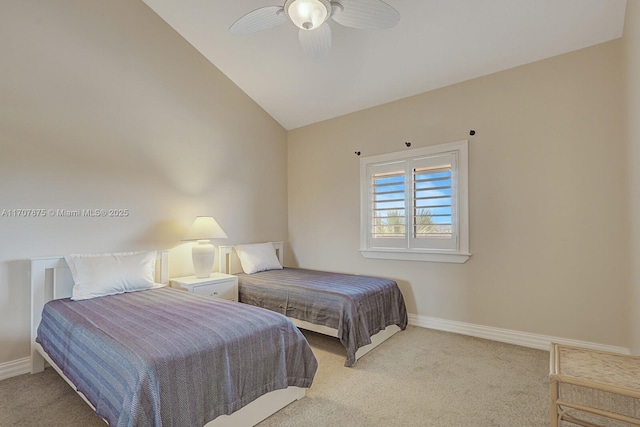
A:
[{"xmin": 192, "ymin": 240, "xmax": 214, "ymax": 278}]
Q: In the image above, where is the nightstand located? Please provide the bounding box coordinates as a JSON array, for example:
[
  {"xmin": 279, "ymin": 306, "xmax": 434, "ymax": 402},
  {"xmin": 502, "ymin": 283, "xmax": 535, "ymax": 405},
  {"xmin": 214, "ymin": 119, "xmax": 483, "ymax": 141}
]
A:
[{"xmin": 170, "ymin": 273, "xmax": 238, "ymax": 302}]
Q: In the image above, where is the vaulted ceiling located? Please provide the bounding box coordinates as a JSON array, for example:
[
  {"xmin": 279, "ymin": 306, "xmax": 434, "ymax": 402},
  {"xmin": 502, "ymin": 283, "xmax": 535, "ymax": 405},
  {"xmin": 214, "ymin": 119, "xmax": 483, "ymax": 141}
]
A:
[{"xmin": 142, "ymin": 0, "xmax": 627, "ymax": 130}]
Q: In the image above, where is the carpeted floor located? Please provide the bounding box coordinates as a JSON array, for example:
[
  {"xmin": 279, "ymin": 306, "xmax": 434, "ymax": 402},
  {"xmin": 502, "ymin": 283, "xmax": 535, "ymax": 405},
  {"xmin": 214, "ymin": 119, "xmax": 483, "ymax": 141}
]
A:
[{"xmin": 0, "ymin": 326, "xmax": 551, "ymax": 427}]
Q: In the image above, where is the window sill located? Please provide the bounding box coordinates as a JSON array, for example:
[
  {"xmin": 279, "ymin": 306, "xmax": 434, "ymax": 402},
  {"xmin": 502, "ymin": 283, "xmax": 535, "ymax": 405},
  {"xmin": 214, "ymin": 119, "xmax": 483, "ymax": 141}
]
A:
[{"xmin": 360, "ymin": 249, "xmax": 471, "ymax": 264}]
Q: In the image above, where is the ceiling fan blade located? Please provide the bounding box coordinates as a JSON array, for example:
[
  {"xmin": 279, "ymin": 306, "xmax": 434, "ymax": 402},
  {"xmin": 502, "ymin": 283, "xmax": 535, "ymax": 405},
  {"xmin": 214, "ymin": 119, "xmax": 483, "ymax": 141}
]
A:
[
  {"xmin": 229, "ymin": 6, "xmax": 286, "ymax": 35},
  {"xmin": 331, "ymin": 0, "xmax": 399, "ymax": 29},
  {"xmin": 298, "ymin": 22, "xmax": 332, "ymax": 61}
]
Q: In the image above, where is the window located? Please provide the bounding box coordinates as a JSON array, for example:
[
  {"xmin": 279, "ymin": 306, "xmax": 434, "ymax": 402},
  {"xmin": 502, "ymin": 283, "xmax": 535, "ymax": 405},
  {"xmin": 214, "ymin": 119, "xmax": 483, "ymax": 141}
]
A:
[{"xmin": 360, "ymin": 140, "xmax": 470, "ymax": 263}]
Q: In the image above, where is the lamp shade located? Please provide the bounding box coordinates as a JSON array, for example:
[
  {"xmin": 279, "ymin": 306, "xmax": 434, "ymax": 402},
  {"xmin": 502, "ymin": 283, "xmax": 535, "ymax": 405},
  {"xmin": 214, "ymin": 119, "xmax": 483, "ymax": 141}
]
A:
[
  {"xmin": 183, "ymin": 216, "xmax": 228, "ymax": 241},
  {"xmin": 183, "ymin": 217, "xmax": 228, "ymax": 278}
]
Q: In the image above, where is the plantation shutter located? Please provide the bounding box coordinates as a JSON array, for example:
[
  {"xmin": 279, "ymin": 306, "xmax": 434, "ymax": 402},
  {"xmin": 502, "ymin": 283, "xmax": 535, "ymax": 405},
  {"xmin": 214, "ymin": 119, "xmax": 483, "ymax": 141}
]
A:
[
  {"xmin": 360, "ymin": 140, "xmax": 469, "ymax": 262},
  {"xmin": 413, "ymin": 166, "xmax": 452, "ymax": 238},
  {"xmin": 367, "ymin": 161, "xmax": 407, "ymax": 249},
  {"xmin": 409, "ymin": 153, "xmax": 458, "ymax": 251}
]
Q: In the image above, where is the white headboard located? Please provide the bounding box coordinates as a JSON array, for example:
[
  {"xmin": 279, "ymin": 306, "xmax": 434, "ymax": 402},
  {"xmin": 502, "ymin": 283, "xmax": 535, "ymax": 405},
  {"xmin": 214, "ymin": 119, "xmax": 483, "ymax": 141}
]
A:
[
  {"xmin": 30, "ymin": 251, "xmax": 168, "ymax": 373},
  {"xmin": 218, "ymin": 242, "xmax": 284, "ymax": 274}
]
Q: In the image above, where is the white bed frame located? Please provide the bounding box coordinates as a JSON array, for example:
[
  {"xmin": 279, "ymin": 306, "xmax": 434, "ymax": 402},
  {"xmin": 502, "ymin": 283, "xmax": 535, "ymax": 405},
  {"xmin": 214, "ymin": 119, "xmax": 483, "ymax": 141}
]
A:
[
  {"xmin": 218, "ymin": 242, "xmax": 401, "ymax": 362},
  {"xmin": 30, "ymin": 251, "xmax": 304, "ymax": 427}
]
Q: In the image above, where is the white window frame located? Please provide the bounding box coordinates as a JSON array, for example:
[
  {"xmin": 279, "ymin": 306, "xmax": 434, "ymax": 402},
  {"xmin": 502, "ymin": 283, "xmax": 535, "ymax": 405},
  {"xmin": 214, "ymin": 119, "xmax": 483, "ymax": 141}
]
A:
[{"xmin": 360, "ymin": 140, "xmax": 470, "ymax": 263}]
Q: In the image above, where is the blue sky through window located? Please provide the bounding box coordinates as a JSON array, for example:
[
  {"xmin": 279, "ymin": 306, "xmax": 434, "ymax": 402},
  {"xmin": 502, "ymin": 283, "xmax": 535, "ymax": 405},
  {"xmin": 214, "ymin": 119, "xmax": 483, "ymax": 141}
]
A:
[
  {"xmin": 414, "ymin": 170, "xmax": 452, "ymax": 226},
  {"xmin": 373, "ymin": 174, "xmax": 405, "ymax": 213}
]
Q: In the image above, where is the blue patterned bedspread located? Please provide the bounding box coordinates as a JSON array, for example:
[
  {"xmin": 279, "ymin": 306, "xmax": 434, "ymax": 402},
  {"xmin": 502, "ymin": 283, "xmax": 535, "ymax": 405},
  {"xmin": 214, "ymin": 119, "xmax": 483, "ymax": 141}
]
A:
[
  {"xmin": 238, "ymin": 268, "xmax": 408, "ymax": 367},
  {"xmin": 36, "ymin": 287, "xmax": 317, "ymax": 427}
]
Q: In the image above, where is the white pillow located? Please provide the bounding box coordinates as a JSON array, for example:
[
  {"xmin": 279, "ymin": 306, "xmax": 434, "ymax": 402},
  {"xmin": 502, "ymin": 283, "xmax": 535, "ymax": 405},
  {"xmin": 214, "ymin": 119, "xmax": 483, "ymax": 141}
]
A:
[
  {"xmin": 65, "ymin": 251, "xmax": 157, "ymax": 300},
  {"xmin": 234, "ymin": 243, "xmax": 282, "ymax": 274}
]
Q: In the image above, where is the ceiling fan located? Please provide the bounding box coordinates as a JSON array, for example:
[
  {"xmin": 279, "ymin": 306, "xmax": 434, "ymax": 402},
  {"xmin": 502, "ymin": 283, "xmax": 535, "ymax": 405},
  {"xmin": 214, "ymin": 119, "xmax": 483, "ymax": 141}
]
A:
[{"xmin": 229, "ymin": 0, "xmax": 400, "ymax": 60}]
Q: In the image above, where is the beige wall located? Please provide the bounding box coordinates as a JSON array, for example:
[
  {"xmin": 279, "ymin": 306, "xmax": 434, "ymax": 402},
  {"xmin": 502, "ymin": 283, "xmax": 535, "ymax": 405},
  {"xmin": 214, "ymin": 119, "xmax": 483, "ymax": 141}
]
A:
[
  {"xmin": 288, "ymin": 40, "xmax": 629, "ymax": 348},
  {"xmin": 0, "ymin": 0, "xmax": 634, "ymax": 368},
  {"xmin": 624, "ymin": 1, "xmax": 640, "ymax": 354},
  {"xmin": 0, "ymin": 0, "xmax": 288, "ymax": 364}
]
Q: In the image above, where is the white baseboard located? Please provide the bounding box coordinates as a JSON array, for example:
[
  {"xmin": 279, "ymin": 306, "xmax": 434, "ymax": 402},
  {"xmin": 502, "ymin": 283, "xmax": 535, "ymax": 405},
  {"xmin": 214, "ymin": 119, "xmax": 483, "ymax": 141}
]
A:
[
  {"xmin": 0, "ymin": 357, "xmax": 31, "ymax": 381},
  {"xmin": 408, "ymin": 314, "xmax": 630, "ymax": 355}
]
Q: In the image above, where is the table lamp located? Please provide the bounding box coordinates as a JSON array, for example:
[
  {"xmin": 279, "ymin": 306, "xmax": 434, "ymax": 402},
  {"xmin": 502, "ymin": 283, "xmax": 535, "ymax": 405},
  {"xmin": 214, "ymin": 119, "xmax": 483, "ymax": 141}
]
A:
[{"xmin": 183, "ymin": 216, "xmax": 228, "ymax": 278}]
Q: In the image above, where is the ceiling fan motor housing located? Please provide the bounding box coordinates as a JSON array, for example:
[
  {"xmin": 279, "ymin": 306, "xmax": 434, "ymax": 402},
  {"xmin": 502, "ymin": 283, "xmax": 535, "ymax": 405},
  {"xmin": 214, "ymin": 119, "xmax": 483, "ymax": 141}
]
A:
[{"xmin": 284, "ymin": 0, "xmax": 332, "ymax": 30}]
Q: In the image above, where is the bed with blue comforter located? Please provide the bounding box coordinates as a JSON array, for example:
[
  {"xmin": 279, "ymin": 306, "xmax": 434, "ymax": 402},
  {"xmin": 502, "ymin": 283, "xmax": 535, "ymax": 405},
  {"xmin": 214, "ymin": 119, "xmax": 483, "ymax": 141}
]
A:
[
  {"xmin": 36, "ymin": 286, "xmax": 317, "ymax": 427},
  {"xmin": 237, "ymin": 268, "xmax": 408, "ymax": 367}
]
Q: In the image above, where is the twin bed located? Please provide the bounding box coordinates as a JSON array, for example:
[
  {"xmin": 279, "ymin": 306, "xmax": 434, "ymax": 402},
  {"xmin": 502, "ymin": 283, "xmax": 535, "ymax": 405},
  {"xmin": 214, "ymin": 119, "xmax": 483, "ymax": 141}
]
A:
[
  {"xmin": 30, "ymin": 251, "xmax": 316, "ymax": 427},
  {"xmin": 30, "ymin": 243, "xmax": 407, "ymax": 426},
  {"xmin": 218, "ymin": 242, "xmax": 408, "ymax": 367}
]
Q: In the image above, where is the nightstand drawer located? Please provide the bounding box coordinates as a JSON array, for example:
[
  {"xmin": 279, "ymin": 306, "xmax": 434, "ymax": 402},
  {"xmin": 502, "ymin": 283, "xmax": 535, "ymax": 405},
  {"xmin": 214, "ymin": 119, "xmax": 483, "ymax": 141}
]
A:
[
  {"xmin": 191, "ymin": 281, "xmax": 236, "ymax": 300},
  {"xmin": 170, "ymin": 273, "xmax": 238, "ymax": 301}
]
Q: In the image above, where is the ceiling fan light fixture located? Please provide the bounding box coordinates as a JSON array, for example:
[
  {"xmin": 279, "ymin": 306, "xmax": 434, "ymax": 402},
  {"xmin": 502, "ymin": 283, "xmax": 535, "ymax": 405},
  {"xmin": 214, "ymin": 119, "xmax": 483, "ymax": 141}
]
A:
[
  {"xmin": 285, "ymin": 0, "xmax": 330, "ymax": 30},
  {"xmin": 230, "ymin": 0, "xmax": 399, "ymax": 60}
]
